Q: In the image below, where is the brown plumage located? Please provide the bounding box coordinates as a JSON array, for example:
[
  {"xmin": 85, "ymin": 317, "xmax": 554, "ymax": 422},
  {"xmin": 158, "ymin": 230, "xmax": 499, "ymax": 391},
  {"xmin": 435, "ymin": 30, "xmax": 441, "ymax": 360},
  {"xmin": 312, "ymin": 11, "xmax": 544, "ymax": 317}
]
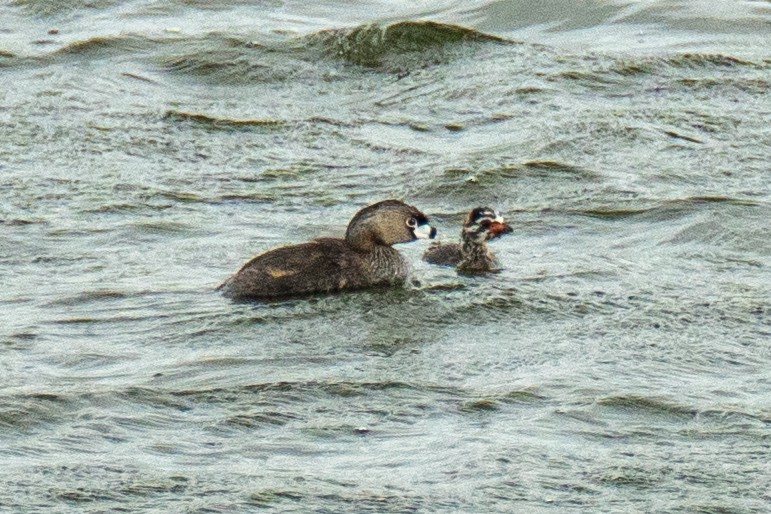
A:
[
  {"xmin": 423, "ymin": 206, "xmax": 512, "ymax": 273},
  {"xmin": 218, "ymin": 199, "xmax": 436, "ymax": 299}
]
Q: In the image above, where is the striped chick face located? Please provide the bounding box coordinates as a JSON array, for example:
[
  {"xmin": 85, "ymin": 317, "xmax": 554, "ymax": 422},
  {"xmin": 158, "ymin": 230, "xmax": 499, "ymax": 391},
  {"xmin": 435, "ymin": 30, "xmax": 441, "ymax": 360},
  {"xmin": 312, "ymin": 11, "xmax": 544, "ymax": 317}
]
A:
[{"xmin": 462, "ymin": 207, "xmax": 513, "ymax": 243}]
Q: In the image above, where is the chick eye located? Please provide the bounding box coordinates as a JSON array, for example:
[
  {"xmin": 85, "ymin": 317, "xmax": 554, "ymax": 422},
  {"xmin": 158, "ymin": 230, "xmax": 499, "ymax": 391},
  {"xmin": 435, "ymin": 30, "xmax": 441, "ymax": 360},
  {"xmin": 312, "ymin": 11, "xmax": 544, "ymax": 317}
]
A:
[
  {"xmin": 406, "ymin": 217, "xmax": 418, "ymax": 228},
  {"xmin": 480, "ymin": 220, "xmax": 492, "ymax": 228}
]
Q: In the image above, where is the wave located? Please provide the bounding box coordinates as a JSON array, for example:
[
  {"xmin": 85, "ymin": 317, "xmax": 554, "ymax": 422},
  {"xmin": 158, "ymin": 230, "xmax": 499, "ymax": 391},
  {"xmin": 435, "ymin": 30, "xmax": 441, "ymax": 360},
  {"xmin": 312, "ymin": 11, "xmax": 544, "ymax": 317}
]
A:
[
  {"xmin": 238, "ymin": 379, "xmax": 461, "ymax": 397},
  {"xmin": 47, "ymin": 289, "xmax": 129, "ymax": 306},
  {"xmin": 51, "ymin": 34, "xmax": 154, "ymax": 58},
  {"xmin": 163, "ymin": 109, "xmax": 284, "ymax": 129},
  {"xmin": 0, "ymin": 392, "xmax": 72, "ymax": 431},
  {"xmin": 5, "ymin": 385, "xmax": 765, "ymax": 435},
  {"xmin": 308, "ymin": 20, "xmax": 508, "ymax": 68},
  {"xmin": 595, "ymin": 395, "xmax": 771, "ymax": 431},
  {"xmin": 613, "ymin": 53, "xmax": 759, "ymax": 75},
  {"xmin": 10, "ymin": 0, "xmax": 121, "ymax": 16},
  {"xmin": 421, "ymin": 160, "xmax": 598, "ymax": 204},
  {"xmin": 548, "ymin": 52, "xmax": 768, "ymax": 93},
  {"xmin": 0, "ymin": 379, "xmax": 463, "ymax": 431},
  {"xmin": 155, "ymin": 21, "xmax": 509, "ymax": 84},
  {"xmin": 554, "ymin": 196, "xmax": 760, "ymax": 221},
  {"xmin": 662, "ymin": 53, "xmax": 757, "ymax": 69},
  {"xmin": 597, "ymin": 394, "xmax": 697, "ymax": 418}
]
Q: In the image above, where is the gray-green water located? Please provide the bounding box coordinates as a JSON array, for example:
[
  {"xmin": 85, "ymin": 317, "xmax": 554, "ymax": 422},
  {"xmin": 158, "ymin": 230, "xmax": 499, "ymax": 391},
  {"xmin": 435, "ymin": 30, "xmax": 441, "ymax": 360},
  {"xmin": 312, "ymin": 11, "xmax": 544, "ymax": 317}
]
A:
[{"xmin": 1, "ymin": 1, "xmax": 770, "ymax": 512}]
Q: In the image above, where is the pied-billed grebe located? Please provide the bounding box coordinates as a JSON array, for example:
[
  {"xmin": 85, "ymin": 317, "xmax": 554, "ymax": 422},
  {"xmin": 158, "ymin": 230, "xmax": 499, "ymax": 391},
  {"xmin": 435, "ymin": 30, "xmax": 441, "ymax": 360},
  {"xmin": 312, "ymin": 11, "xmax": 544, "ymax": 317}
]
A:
[
  {"xmin": 218, "ymin": 199, "xmax": 437, "ymax": 299},
  {"xmin": 423, "ymin": 207, "xmax": 512, "ymax": 273}
]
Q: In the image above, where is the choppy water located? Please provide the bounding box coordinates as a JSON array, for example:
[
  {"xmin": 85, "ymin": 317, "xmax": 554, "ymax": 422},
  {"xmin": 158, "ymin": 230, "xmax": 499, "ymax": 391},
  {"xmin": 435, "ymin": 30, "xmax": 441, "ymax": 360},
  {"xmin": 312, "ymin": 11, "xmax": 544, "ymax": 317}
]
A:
[{"xmin": 2, "ymin": 0, "xmax": 770, "ymax": 512}]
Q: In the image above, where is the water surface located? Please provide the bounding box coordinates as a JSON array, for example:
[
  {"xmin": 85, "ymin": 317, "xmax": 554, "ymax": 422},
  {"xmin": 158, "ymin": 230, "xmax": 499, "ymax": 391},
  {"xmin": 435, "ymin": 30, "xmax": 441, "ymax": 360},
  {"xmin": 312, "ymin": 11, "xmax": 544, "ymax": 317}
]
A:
[{"xmin": 1, "ymin": 0, "xmax": 770, "ymax": 512}]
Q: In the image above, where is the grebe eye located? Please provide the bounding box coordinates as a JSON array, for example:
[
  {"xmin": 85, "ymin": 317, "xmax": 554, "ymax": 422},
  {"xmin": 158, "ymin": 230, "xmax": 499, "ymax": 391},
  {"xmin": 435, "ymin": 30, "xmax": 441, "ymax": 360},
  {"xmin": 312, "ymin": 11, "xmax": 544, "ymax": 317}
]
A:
[{"xmin": 406, "ymin": 217, "xmax": 418, "ymax": 228}]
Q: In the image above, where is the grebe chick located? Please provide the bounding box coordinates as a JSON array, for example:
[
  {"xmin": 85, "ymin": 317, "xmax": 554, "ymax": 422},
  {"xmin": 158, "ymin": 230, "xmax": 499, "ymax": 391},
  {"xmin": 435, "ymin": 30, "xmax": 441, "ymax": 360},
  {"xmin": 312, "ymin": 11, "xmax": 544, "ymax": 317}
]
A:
[{"xmin": 423, "ymin": 206, "xmax": 511, "ymax": 273}]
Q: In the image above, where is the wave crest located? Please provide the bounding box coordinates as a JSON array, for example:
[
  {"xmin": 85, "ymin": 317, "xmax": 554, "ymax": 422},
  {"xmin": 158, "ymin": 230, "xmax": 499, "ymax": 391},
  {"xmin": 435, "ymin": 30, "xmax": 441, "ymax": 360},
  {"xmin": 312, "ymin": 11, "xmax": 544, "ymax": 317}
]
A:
[{"xmin": 310, "ymin": 21, "xmax": 507, "ymax": 68}]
